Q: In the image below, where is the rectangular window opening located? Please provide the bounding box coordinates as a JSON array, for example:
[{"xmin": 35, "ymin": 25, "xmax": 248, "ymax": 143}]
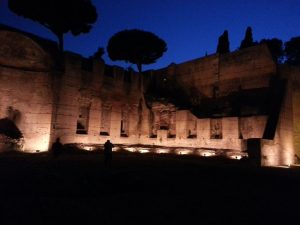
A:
[
  {"xmin": 100, "ymin": 103, "xmax": 111, "ymax": 136},
  {"xmin": 210, "ymin": 118, "xmax": 223, "ymax": 139},
  {"xmin": 76, "ymin": 106, "xmax": 90, "ymax": 135}
]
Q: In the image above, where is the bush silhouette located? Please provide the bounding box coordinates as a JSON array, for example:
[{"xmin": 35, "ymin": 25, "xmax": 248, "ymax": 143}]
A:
[{"xmin": 0, "ymin": 118, "xmax": 23, "ymax": 139}]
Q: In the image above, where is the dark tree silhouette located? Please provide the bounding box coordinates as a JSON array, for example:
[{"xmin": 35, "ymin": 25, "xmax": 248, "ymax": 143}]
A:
[
  {"xmin": 107, "ymin": 29, "xmax": 167, "ymax": 73},
  {"xmin": 260, "ymin": 38, "xmax": 284, "ymax": 64},
  {"xmin": 216, "ymin": 30, "xmax": 230, "ymax": 54},
  {"xmin": 285, "ymin": 37, "xmax": 300, "ymax": 65},
  {"xmin": 240, "ymin": 26, "xmax": 255, "ymax": 49},
  {"xmin": 8, "ymin": 0, "xmax": 97, "ymax": 51}
]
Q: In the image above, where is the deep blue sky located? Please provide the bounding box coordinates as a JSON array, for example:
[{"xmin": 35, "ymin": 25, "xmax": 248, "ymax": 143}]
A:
[{"xmin": 1, "ymin": 0, "xmax": 300, "ymax": 70}]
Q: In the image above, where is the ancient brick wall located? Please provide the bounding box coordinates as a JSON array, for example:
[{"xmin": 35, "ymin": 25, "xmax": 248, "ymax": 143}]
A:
[
  {"xmin": 52, "ymin": 53, "xmax": 142, "ymax": 146},
  {"xmin": 159, "ymin": 45, "xmax": 276, "ymax": 99},
  {"xmin": 290, "ymin": 67, "xmax": 300, "ymax": 158},
  {"xmin": 260, "ymin": 66, "xmax": 299, "ymax": 166},
  {"xmin": 1, "ymin": 26, "xmax": 299, "ymax": 166},
  {"xmin": 0, "ymin": 30, "xmax": 54, "ymax": 151},
  {"xmin": 219, "ymin": 45, "xmax": 276, "ymax": 88}
]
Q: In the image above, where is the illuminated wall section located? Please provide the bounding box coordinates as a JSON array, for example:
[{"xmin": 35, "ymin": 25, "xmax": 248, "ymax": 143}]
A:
[
  {"xmin": 0, "ymin": 29, "xmax": 54, "ymax": 152},
  {"xmin": 1, "ymin": 26, "xmax": 299, "ymax": 167},
  {"xmin": 261, "ymin": 72, "xmax": 295, "ymax": 166},
  {"xmin": 0, "ymin": 69, "xmax": 53, "ymax": 152},
  {"xmin": 293, "ymin": 71, "xmax": 300, "ymax": 157},
  {"xmin": 52, "ymin": 53, "xmax": 142, "ymax": 146},
  {"xmin": 276, "ymin": 71, "xmax": 296, "ymax": 166},
  {"xmin": 52, "ymin": 53, "xmax": 102, "ymax": 145}
]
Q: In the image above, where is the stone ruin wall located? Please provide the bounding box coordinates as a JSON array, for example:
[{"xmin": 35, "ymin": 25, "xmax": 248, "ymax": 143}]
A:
[
  {"xmin": 292, "ymin": 67, "xmax": 300, "ymax": 157},
  {"xmin": 0, "ymin": 28, "xmax": 298, "ymax": 166},
  {"xmin": 0, "ymin": 67, "xmax": 53, "ymax": 151},
  {"xmin": 147, "ymin": 46, "xmax": 275, "ymax": 151},
  {"xmin": 0, "ymin": 30, "xmax": 54, "ymax": 151},
  {"xmin": 261, "ymin": 66, "xmax": 300, "ymax": 166},
  {"xmin": 149, "ymin": 45, "xmax": 297, "ymax": 166},
  {"xmin": 170, "ymin": 45, "xmax": 276, "ymax": 97},
  {"xmin": 53, "ymin": 48, "xmax": 273, "ymax": 152},
  {"xmin": 53, "ymin": 53, "xmax": 142, "ymax": 146}
]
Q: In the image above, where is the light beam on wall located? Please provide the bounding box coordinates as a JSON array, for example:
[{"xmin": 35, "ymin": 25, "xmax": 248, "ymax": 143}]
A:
[
  {"xmin": 156, "ymin": 148, "xmax": 170, "ymax": 154},
  {"xmin": 198, "ymin": 150, "xmax": 216, "ymax": 157},
  {"xmin": 175, "ymin": 149, "xmax": 193, "ymax": 155}
]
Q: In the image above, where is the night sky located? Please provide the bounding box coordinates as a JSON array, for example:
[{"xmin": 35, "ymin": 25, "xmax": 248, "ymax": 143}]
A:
[{"xmin": 1, "ymin": 0, "xmax": 300, "ymax": 70}]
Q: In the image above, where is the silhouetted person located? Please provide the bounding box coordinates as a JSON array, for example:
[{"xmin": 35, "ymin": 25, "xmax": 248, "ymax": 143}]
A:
[
  {"xmin": 104, "ymin": 140, "xmax": 114, "ymax": 167},
  {"xmin": 52, "ymin": 137, "xmax": 63, "ymax": 158}
]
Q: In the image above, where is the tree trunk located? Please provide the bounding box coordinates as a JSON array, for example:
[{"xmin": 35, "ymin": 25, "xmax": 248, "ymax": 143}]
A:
[
  {"xmin": 137, "ymin": 63, "xmax": 143, "ymax": 92},
  {"xmin": 57, "ymin": 33, "xmax": 64, "ymax": 53},
  {"xmin": 136, "ymin": 63, "xmax": 143, "ymax": 136},
  {"xmin": 137, "ymin": 63, "xmax": 142, "ymax": 73},
  {"xmin": 54, "ymin": 33, "xmax": 65, "ymax": 71}
]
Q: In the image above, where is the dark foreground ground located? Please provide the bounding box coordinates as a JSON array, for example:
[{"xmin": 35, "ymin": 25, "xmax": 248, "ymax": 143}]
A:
[{"xmin": 0, "ymin": 151, "xmax": 300, "ymax": 225}]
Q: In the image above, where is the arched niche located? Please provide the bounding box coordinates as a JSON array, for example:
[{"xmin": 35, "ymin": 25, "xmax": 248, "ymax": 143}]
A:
[{"xmin": 0, "ymin": 30, "xmax": 55, "ymax": 71}]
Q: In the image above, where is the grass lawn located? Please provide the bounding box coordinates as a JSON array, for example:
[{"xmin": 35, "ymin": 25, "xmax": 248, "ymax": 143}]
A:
[{"xmin": 0, "ymin": 151, "xmax": 300, "ymax": 225}]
